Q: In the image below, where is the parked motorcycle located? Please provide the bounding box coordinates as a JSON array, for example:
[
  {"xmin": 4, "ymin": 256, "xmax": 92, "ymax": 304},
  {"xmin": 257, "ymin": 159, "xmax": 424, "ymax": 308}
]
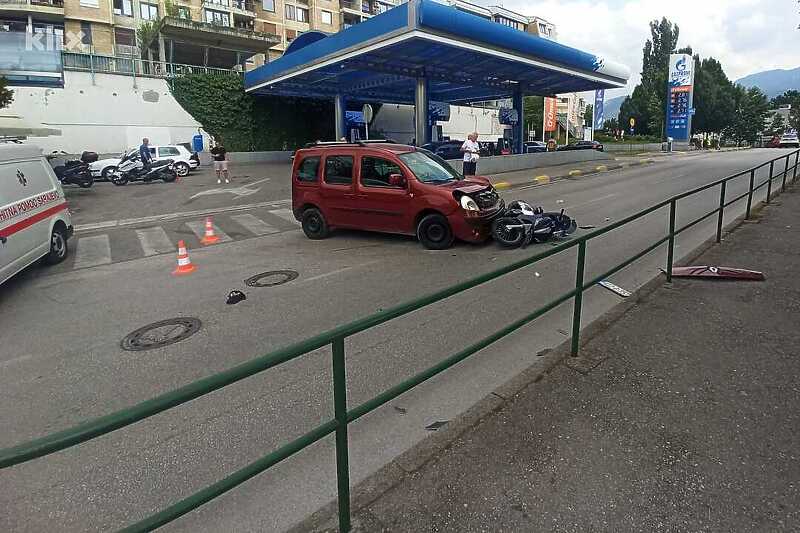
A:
[
  {"xmin": 110, "ymin": 151, "xmax": 177, "ymax": 186},
  {"xmin": 47, "ymin": 151, "xmax": 95, "ymax": 188},
  {"xmin": 492, "ymin": 200, "xmax": 577, "ymax": 247}
]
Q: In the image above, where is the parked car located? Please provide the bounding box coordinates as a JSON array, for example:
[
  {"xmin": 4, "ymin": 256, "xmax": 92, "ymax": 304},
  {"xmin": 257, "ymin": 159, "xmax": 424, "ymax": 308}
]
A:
[
  {"xmin": 1, "ymin": 143, "xmax": 73, "ymax": 285},
  {"xmin": 291, "ymin": 140, "xmax": 504, "ymax": 249},
  {"xmin": 90, "ymin": 144, "xmax": 199, "ymax": 179},
  {"xmin": 779, "ymin": 133, "xmax": 799, "ymax": 148},
  {"xmin": 421, "ymin": 140, "xmax": 464, "ymax": 160},
  {"xmin": 523, "ymin": 141, "xmax": 547, "ymax": 153},
  {"xmin": 557, "ymin": 140, "xmax": 604, "ymax": 151},
  {"xmin": 765, "ymin": 136, "xmax": 781, "ymax": 148}
]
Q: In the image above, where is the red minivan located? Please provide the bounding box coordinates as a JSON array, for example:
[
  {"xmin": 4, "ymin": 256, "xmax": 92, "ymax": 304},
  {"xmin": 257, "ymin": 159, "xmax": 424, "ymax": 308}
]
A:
[{"xmin": 291, "ymin": 141, "xmax": 504, "ymax": 249}]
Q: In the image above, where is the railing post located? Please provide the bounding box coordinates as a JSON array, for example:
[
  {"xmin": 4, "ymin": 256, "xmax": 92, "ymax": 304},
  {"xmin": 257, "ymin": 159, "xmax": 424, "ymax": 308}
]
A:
[
  {"xmin": 331, "ymin": 337, "xmax": 351, "ymax": 532},
  {"xmin": 793, "ymin": 151, "xmax": 799, "ymax": 183},
  {"xmin": 745, "ymin": 169, "xmax": 755, "ymax": 219},
  {"xmin": 782, "ymin": 154, "xmax": 790, "ymax": 192},
  {"xmin": 716, "ymin": 181, "xmax": 726, "ymax": 243},
  {"xmin": 766, "ymin": 161, "xmax": 774, "ymax": 204},
  {"xmin": 570, "ymin": 241, "xmax": 586, "ymax": 357},
  {"xmin": 666, "ymin": 199, "xmax": 676, "ymax": 282}
]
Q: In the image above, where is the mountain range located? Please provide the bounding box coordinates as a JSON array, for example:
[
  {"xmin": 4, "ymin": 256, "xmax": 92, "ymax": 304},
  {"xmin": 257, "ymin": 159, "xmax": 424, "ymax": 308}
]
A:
[{"xmin": 735, "ymin": 67, "xmax": 800, "ymax": 98}]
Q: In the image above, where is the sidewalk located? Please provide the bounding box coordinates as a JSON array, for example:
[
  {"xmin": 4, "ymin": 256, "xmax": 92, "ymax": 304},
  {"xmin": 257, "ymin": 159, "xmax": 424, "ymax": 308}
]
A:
[{"xmin": 304, "ymin": 183, "xmax": 799, "ymax": 531}]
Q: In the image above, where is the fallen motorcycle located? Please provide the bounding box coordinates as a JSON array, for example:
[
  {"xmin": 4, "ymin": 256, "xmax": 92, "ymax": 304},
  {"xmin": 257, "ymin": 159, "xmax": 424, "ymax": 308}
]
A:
[{"xmin": 491, "ymin": 200, "xmax": 577, "ymax": 247}]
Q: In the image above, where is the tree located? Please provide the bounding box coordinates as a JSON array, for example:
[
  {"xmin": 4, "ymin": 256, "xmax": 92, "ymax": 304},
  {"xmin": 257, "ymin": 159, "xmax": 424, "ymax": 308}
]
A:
[
  {"xmin": 0, "ymin": 77, "xmax": 13, "ymax": 110},
  {"xmin": 723, "ymin": 86, "xmax": 769, "ymax": 146},
  {"xmin": 618, "ymin": 17, "xmax": 682, "ymax": 137},
  {"xmin": 583, "ymin": 104, "xmax": 593, "ymax": 126},
  {"xmin": 766, "ymin": 113, "xmax": 787, "ymax": 136},
  {"xmin": 771, "ymin": 90, "xmax": 800, "ymax": 107},
  {"xmin": 522, "ymin": 96, "xmax": 543, "ymax": 139},
  {"xmin": 692, "ymin": 57, "xmax": 735, "ymax": 135},
  {"xmin": 603, "ymin": 117, "xmax": 619, "ymax": 134}
]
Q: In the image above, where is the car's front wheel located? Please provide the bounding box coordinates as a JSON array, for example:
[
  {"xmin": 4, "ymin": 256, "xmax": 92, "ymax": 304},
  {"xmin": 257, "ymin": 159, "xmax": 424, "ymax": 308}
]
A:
[
  {"xmin": 174, "ymin": 162, "xmax": 190, "ymax": 177},
  {"xmin": 301, "ymin": 208, "xmax": 329, "ymax": 239},
  {"xmin": 417, "ymin": 213, "xmax": 454, "ymax": 250}
]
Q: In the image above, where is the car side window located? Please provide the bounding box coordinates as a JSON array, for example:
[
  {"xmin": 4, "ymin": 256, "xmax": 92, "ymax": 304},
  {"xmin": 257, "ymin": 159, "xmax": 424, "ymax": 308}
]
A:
[
  {"xmin": 360, "ymin": 156, "xmax": 403, "ymax": 188},
  {"xmin": 297, "ymin": 156, "xmax": 320, "ymax": 182},
  {"xmin": 158, "ymin": 147, "xmax": 180, "ymax": 157},
  {"xmin": 324, "ymin": 155, "xmax": 353, "ymax": 185}
]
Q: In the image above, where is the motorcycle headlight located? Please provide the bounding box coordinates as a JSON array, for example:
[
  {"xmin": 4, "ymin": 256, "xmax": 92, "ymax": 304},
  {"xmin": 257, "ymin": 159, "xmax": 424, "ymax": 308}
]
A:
[{"xmin": 460, "ymin": 195, "xmax": 479, "ymax": 211}]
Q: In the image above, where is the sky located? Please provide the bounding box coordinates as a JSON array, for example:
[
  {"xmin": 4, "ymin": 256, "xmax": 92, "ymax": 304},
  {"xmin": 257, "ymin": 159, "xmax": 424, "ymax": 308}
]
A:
[{"xmin": 482, "ymin": 0, "xmax": 800, "ymax": 99}]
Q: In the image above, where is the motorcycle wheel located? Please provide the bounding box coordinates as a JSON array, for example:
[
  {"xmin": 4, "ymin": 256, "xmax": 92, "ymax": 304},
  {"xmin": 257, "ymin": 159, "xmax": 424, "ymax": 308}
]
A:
[
  {"xmin": 162, "ymin": 170, "xmax": 177, "ymax": 183},
  {"xmin": 111, "ymin": 173, "xmax": 128, "ymax": 186},
  {"xmin": 77, "ymin": 176, "xmax": 94, "ymax": 188},
  {"xmin": 492, "ymin": 217, "xmax": 527, "ymax": 248}
]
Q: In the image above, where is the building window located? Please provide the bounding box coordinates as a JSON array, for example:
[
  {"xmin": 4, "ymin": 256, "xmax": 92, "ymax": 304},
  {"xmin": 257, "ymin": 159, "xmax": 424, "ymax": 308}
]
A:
[
  {"xmin": 140, "ymin": 2, "xmax": 159, "ymax": 20},
  {"xmin": 321, "ymin": 10, "xmax": 332, "ymax": 24},
  {"xmin": 205, "ymin": 9, "xmax": 230, "ymax": 26},
  {"xmin": 115, "ymin": 27, "xmax": 135, "ymax": 46},
  {"xmin": 285, "ymin": 4, "xmax": 295, "ymax": 20},
  {"xmin": 177, "ymin": 6, "xmax": 190, "ymax": 18},
  {"xmin": 113, "ymin": 0, "xmax": 133, "ymax": 16},
  {"xmin": 80, "ymin": 22, "xmax": 92, "ymax": 45},
  {"xmin": 375, "ymin": 2, "xmax": 390, "ymax": 14},
  {"xmin": 262, "ymin": 0, "xmax": 274, "ymax": 12},
  {"xmin": 296, "ymin": 7, "xmax": 308, "ymax": 22},
  {"xmin": 80, "ymin": 0, "xmax": 99, "ymax": 7},
  {"xmin": 285, "ymin": 28, "xmax": 296, "ymax": 42}
]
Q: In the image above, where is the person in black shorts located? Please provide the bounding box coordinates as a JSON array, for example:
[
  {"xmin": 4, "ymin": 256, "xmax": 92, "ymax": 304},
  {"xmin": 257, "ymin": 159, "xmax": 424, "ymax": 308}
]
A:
[{"xmin": 210, "ymin": 139, "xmax": 229, "ymax": 184}]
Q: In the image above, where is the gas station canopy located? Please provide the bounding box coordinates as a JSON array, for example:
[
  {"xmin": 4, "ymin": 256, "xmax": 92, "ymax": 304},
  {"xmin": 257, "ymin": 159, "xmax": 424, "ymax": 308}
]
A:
[{"xmin": 244, "ymin": 0, "xmax": 629, "ymax": 148}]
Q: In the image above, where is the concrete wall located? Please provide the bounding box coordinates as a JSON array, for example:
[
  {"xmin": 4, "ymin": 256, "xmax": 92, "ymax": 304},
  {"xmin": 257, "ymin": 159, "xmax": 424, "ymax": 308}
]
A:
[
  {"xmin": 226, "ymin": 151, "xmax": 294, "ymax": 163},
  {"xmin": 5, "ymin": 71, "xmax": 206, "ymax": 153},
  {"xmin": 446, "ymin": 149, "xmax": 613, "ymax": 175},
  {"xmin": 372, "ymin": 103, "xmax": 505, "ymax": 144}
]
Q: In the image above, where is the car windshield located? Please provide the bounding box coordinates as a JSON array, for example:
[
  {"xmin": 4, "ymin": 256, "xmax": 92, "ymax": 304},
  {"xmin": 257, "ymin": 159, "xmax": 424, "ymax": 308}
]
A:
[{"xmin": 399, "ymin": 150, "xmax": 463, "ymax": 183}]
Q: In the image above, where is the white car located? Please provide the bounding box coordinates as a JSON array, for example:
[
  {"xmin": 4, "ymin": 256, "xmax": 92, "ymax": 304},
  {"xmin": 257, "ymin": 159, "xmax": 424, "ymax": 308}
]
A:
[
  {"xmin": 778, "ymin": 133, "xmax": 799, "ymax": 148},
  {"xmin": 1, "ymin": 143, "xmax": 73, "ymax": 285},
  {"xmin": 90, "ymin": 144, "xmax": 199, "ymax": 179}
]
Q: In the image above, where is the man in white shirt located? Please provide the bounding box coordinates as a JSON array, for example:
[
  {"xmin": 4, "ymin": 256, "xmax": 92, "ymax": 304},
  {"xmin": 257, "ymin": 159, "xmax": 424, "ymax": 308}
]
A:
[{"xmin": 461, "ymin": 132, "xmax": 480, "ymax": 176}]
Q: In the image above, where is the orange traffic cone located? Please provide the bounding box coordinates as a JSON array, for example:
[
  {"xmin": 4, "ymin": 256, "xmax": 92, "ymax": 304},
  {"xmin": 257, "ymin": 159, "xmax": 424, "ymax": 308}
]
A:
[
  {"xmin": 172, "ymin": 240, "xmax": 196, "ymax": 275},
  {"xmin": 200, "ymin": 216, "xmax": 220, "ymax": 245}
]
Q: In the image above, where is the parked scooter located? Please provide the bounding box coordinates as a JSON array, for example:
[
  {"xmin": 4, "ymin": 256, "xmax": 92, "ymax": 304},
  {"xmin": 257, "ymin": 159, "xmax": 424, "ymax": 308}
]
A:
[
  {"xmin": 47, "ymin": 151, "xmax": 95, "ymax": 188},
  {"xmin": 492, "ymin": 200, "xmax": 577, "ymax": 247},
  {"xmin": 110, "ymin": 151, "xmax": 177, "ymax": 186}
]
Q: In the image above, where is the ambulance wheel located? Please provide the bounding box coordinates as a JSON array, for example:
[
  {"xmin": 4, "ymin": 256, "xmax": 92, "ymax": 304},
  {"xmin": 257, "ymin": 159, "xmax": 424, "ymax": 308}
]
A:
[{"xmin": 44, "ymin": 227, "xmax": 68, "ymax": 265}]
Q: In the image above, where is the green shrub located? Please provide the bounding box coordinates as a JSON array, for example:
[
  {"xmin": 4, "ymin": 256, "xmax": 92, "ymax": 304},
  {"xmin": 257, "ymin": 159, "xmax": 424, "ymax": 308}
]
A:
[{"xmin": 170, "ymin": 74, "xmax": 334, "ymax": 151}]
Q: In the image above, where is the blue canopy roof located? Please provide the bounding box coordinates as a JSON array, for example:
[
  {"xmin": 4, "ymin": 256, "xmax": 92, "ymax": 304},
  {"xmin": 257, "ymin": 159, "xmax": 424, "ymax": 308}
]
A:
[{"xmin": 245, "ymin": 0, "xmax": 629, "ymax": 104}]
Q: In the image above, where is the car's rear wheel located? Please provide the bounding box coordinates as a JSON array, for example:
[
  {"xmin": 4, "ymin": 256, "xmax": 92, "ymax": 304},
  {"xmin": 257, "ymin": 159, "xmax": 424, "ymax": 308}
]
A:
[
  {"xmin": 44, "ymin": 227, "xmax": 68, "ymax": 265},
  {"xmin": 101, "ymin": 166, "xmax": 117, "ymax": 180},
  {"xmin": 302, "ymin": 208, "xmax": 329, "ymax": 239},
  {"xmin": 417, "ymin": 213, "xmax": 454, "ymax": 250},
  {"xmin": 174, "ymin": 162, "xmax": 190, "ymax": 177}
]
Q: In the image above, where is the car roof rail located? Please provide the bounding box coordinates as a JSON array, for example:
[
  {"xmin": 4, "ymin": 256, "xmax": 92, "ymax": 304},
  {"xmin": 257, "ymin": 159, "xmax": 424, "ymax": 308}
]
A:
[{"xmin": 303, "ymin": 139, "xmax": 398, "ymax": 148}]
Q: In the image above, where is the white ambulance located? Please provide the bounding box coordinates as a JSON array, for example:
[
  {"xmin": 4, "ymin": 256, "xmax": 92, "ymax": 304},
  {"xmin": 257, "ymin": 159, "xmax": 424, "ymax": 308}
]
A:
[{"xmin": 1, "ymin": 143, "xmax": 73, "ymax": 285}]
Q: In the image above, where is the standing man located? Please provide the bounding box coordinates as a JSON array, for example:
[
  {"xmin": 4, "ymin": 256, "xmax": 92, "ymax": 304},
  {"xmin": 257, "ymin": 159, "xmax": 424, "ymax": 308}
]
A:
[
  {"xmin": 139, "ymin": 137, "xmax": 153, "ymax": 182},
  {"xmin": 461, "ymin": 132, "xmax": 480, "ymax": 176},
  {"xmin": 211, "ymin": 139, "xmax": 229, "ymax": 184}
]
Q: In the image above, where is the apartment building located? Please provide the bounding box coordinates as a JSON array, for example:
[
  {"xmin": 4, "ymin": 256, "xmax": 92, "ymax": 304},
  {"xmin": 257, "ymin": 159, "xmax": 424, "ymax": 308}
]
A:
[{"xmin": 436, "ymin": 0, "xmax": 557, "ymax": 41}]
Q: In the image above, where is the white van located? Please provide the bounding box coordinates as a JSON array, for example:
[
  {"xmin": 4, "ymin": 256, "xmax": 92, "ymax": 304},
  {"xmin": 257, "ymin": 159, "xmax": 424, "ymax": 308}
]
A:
[{"xmin": 1, "ymin": 144, "xmax": 73, "ymax": 285}]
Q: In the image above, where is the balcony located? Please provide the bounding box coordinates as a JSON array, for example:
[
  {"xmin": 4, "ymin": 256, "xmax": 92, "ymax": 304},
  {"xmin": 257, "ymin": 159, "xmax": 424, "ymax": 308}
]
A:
[
  {"xmin": 114, "ymin": 43, "xmax": 139, "ymax": 56},
  {"xmin": 339, "ymin": 0, "xmax": 374, "ymax": 16},
  {"xmin": 201, "ymin": 0, "xmax": 255, "ymax": 17},
  {"xmin": 155, "ymin": 16, "xmax": 279, "ymax": 52},
  {"xmin": 0, "ymin": 0, "xmax": 64, "ymax": 15}
]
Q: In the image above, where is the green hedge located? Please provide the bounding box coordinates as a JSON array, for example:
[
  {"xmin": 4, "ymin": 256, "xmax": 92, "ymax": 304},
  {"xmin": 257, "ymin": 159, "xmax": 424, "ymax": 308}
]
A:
[{"xmin": 170, "ymin": 74, "xmax": 334, "ymax": 152}]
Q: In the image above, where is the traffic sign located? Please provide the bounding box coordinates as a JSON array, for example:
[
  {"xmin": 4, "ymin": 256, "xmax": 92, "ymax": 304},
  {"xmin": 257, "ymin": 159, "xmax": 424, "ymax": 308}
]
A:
[{"xmin": 629, "ymin": 117, "xmax": 635, "ymax": 127}]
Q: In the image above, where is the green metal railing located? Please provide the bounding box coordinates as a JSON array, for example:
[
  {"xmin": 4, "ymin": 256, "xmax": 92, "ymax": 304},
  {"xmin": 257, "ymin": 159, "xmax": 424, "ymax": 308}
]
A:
[
  {"xmin": 62, "ymin": 52, "xmax": 239, "ymax": 80},
  {"xmin": 1, "ymin": 149, "xmax": 798, "ymax": 532}
]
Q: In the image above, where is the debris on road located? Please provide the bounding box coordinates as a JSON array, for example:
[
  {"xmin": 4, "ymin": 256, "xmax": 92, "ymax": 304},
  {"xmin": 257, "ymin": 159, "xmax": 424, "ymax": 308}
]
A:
[
  {"xmin": 226, "ymin": 290, "xmax": 247, "ymax": 305},
  {"xmin": 579, "ymin": 225, "xmax": 596, "ymax": 230},
  {"xmin": 598, "ymin": 280, "xmax": 631, "ymax": 297},
  {"xmin": 394, "ymin": 406, "xmax": 407, "ymax": 415},
  {"xmin": 668, "ymin": 266, "xmax": 765, "ymax": 281},
  {"xmin": 425, "ymin": 421, "xmax": 449, "ymax": 431}
]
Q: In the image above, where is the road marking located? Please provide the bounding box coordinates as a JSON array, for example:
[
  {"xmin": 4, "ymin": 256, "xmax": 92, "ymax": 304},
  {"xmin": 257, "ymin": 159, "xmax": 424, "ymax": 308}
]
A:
[
  {"xmin": 188, "ymin": 177, "xmax": 271, "ymax": 200},
  {"xmin": 493, "ymin": 181, "xmax": 511, "ymax": 190},
  {"xmin": 565, "ymin": 193, "xmax": 618, "ymax": 210},
  {"xmin": 568, "ymin": 169, "xmax": 583, "ymax": 177},
  {"xmin": 302, "ymin": 260, "xmax": 383, "ymax": 283},
  {"xmin": 230, "ymin": 214, "xmax": 279, "ymax": 236},
  {"xmin": 135, "ymin": 226, "xmax": 174, "ymax": 256},
  {"xmin": 74, "ymin": 200, "xmax": 292, "ymax": 232},
  {"xmin": 595, "ymin": 165, "xmax": 608, "ymax": 172},
  {"xmin": 270, "ymin": 208, "xmax": 299, "ymax": 225},
  {"xmin": 73, "ymin": 234, "xmax": 111, "ymax": 269},
  {"xmin": 534, "ymin": 175, "xmax": 550, "ymax": 184},
  {"xmin": 186, "ymin": 220, "xmax": 233, "ymax": 243}
]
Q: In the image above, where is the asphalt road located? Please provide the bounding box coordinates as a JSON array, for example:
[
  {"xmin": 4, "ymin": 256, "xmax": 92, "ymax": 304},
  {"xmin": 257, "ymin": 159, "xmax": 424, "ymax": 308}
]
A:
[{"xmin": 0, "ymin": 149, "xmax": 789, "ymax": 532}]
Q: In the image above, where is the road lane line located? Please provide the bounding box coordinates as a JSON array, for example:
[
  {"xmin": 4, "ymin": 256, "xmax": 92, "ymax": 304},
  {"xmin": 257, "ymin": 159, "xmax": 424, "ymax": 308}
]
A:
[
  {"xmin": 186, "ymin": 221, "xmax": 233, "ymax": 243},
  {"xmin": 230, "ymin": 214, "xmax": 280, "ymax": 236},
  {"xmin": 73, "ymin": 234, "xmax": 111, "ymax": 269},
  {"xmin": 302, "ymin": 260, "xmax": 383, "ymax": 283},
  {"xmin": 135, "ymin": 227, "xmax": 174, "ymax": 256},
  {"xmin": 269, "ymin": 208, "xmax": 299, "ymax": 225}
]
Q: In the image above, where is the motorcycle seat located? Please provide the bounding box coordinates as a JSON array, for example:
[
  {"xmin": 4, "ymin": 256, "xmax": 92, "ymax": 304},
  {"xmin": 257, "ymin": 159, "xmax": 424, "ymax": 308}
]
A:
[{"xmin": 151, "ymin": 159, "xmax": 173, "ymax": 168}]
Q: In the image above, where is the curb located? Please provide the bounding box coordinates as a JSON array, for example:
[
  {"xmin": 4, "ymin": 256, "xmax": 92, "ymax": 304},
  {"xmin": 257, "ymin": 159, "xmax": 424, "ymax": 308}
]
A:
[
  {"xmin": 293, "ymin": 178, "xmax": 793, "ymax": 533},
  {"xmin": 492, "ymin": 159, "xmax": 649, "ymax": 192}
]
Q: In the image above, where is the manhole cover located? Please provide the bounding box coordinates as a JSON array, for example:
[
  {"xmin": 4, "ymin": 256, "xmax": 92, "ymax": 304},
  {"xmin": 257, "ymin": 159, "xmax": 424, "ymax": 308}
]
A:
[
  {"xmin": 121, "ymin": 317, "xmax": 202, "ymax": 352},
  {"xmin": 245, "ymin": 270, "xmax": 299, "ymax": 288}
]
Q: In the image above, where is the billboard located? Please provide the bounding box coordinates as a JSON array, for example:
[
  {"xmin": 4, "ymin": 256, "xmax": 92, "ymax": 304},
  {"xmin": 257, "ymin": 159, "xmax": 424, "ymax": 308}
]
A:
[
  {"xmin": 666, "ymin": 53, "xmax": 695, "ymax": 141},
  {"xmin": 544, "ymin": 97, "xmax": 558, "ymax": 132},
  {"xmin": 593, "ymin": 89, "xmax": 605, "ymax": 130}
]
